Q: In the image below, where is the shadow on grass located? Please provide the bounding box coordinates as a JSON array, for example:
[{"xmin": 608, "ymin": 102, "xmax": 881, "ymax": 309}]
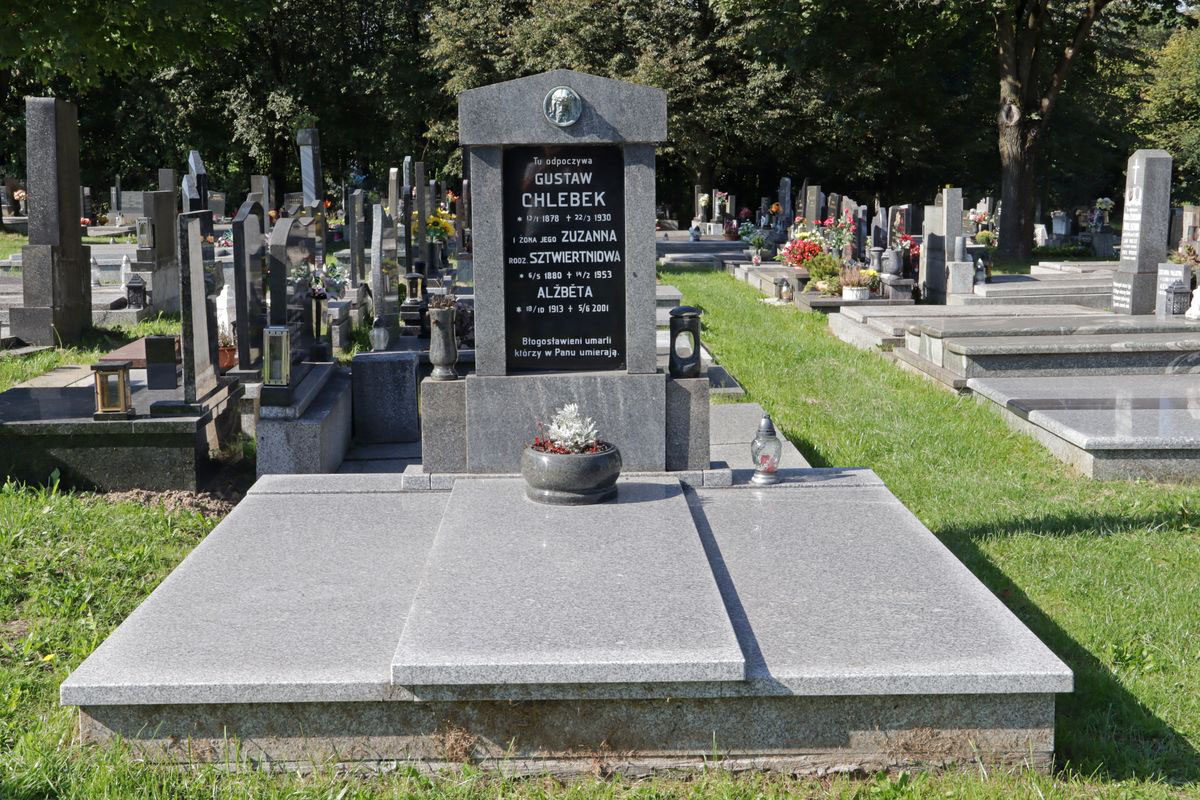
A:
[{"xmin": 939, "ymin": 521, "xmax": 1200, "ymax": 784}]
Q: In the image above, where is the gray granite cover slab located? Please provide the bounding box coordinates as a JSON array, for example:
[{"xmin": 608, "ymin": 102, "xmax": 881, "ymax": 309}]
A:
[
  {"xmin": 920, "ymin": 314, "xmax": 1200, "ymax": 340},
  {"xmin": 968, "ymin": 374, "xmax": 1200, "ymax": 449},
  {"xmin": 61, "ymin": 491, "xmax": 449, "ymax": 705},
  {"xmin": 945, "ymin": 331, "xmax": 1200, "ymax": 356},
  {"xmin": 391, "ymin": 477, "xmax": 745, "ymax": 685},
  {"xmin": 690, "ymin": 484, "xmax": 1072, "ymax": 695},
  {"xmin": 838, "ymin": 303, "xmax": 1099, "ymax": 325}
]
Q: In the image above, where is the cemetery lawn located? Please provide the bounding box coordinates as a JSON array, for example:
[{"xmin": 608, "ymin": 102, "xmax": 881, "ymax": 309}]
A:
[
  {"xmin": 0, "ymin": 315, "xmax": 182, "ymax": 394},
  {"xmin": 0, "ymin": 231, "xmax": 24, "ymax": 261},
  {"xmin": 0, "ymin": 275, "xmax": 1197, "ymax": 799}
]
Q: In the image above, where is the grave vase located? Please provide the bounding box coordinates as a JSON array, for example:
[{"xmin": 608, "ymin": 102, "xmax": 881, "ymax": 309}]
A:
[{"xmin": 428, "ymin": 306, "xmax": 458, "ymax": 381}]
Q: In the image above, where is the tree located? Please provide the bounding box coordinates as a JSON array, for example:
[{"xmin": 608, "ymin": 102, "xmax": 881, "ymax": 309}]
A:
[
  {"xmin": 1140, "ymin": 23, "xmax": 1200, "ymax": 202},
  {"xmin": 992, "ymin": 0, "xmax": 1182, "ymax": 260}
]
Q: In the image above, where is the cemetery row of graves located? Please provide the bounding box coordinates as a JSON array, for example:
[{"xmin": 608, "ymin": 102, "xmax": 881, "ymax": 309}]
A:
[{"xmin": 0, "ymin": 70, "xmax": 1196, "ymax": 796}]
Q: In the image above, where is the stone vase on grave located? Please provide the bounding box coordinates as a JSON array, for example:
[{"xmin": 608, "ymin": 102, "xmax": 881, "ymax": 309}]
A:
[{"xmin": 428, "ymin": 306, "xmax": 458, "ymax": 381}]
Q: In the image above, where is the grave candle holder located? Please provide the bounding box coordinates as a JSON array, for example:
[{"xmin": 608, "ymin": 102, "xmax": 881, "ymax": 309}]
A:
[
  {"xmin": 750, "ymin": 413, "xmax": 782, "ymax": 486},
  {"xmin": 136, "ymin": 217, "xmax": 154, "ymax": 249},
  {"xmin": 125, "ymin": 273, "xmax": 147, "ymax": 309},
  {"xmin": 263, "ymin": 326, "xmax": 290, "ymax": 386},
  {"xmin": 668, "ymin": 306, "xmax": 701, "ymax": 379},
  {"xmin": 91, "ymin": 361, "xmax": 134, "ymax": 420},
  {"xmin": 369, "ymin": 317, "xmax": 391, "ymax": 352}
]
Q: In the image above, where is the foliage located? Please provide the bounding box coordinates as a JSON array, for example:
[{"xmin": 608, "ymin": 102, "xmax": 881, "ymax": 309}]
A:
[
  {"xmin": 537, "ymin": 404, "xmax": 600, "ymax": 454},
  {"xmin": 1140, "ymin": 24, "xmax": 1200, "ymax": 202},
  {"xmin": 974, "ymin": 230, "xmax": 996, "ymax": 247}
]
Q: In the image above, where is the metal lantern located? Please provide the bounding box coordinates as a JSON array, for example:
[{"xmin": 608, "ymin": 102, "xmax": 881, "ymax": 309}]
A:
[
  {"xmin": 750, "ymin": 413, "xmax": 782, "ymax": 486},
  {"xmin": 668, "ymin": 306, "xmax": 702, "ymax": 378},
  {"xmin": 780, "ymin": 279, "xmax": 794, "ymax": 303},
  {"xmin": 369, "ymin": 317, "xmax": 391, "ymax": 352},
  {"xmin": 125, "ymin": 273, "xmax": 147, "ymax": 309},
  {"xmin": 404, "ymin": 271, "xmax": 425, "ymax": 303},
  {"xmin": 136, "ymin": 217, "xmax": 154, "ymax": 249},
  {"xmin": 263, "ymin": 325, "xmax": 291, "ymax": 386},
  {"xmin": 1170, "ymin": 280, "xmax": 1192, "ymax": 316},
  {"xmin": 91, "ymin": 361, "xmax": 134, "ymax": 419}
]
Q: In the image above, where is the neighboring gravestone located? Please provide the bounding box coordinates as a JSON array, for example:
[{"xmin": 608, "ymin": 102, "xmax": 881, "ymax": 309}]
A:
[
  {"xmin": 131, "ymin": 189, "xmax": 180, "ymax": 313},
  {"xmin": 184, "ymin": 151, "xmax": 209, "ymax": 214},
  {"xmin": 1156, "ymin": 261, "xmax": 1192, "ymax": 318},
  {"xmin": 347, "ymin": 188, "xmax": 365, "ymax": 286},
  {"xmin": 10, "ymin": 97, "xmax": 91, "ymax": 346},
  {"xmin": 250, "ymin": 175, "xmax": 271, "ymax": 212},
  {"xmin": 414, "ymin": 161, "xmax": 428, "ymax": 272},
  {"xmin": 177, "ymin": 211, "xmax": 219, "ymax": 404},
  {"xmin": 158, "ymin": 168, "xmax": 177, "ymax": 196},
  {"xmin": 805, "ymin": 184, "xmax": 822, "ymax": 222},
  {"xmin": 1112, "ymin": 150, "xmax": 1173, "ymax": 315},
  {"xmin": 919, "ymin": 199, "xmax": 945, "ymax": 302},
  {"xmin": 231, "ymin": 196, "xmax": 267, "ymax": 371},
  {"xmin": 693, "ymin": 184, "xmax": 704, "ymax": 223},
  {"xmin": 401, "ymin": 179, "xmax": 414, "ymax": 271},
  {"xmin": 387, "ymin": 167, "xmax": 399, "ymax": 218},
  {"xmin": 428, "ymin": 69, "xmax": 686, "ymax": 473}
]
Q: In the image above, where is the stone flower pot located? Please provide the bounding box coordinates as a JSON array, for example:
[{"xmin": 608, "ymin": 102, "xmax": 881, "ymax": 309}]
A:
[
  {"xmin": 842, "ymin": 286, "xmax": 870, "ymax": 301},
  {"xmin": 428, "ymin": 306, "xmax": 458, "ymax": 380},
  {"xmin": 521, "ymin": 443, "xmax": 622, "ymax": 505}
]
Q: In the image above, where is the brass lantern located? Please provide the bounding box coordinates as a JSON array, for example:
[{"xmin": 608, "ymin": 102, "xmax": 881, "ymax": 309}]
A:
[
  {"xmin": 91, "ymin": 361, "xmax": 134, "ymax": 419},
  {"xmin": 263, "ymin": 325, "xmax": 291, "ymax": 386}
]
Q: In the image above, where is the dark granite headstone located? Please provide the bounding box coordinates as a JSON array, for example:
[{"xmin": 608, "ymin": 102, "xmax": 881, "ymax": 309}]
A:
[
  {"xmin": 502, "ymin": 144, "xmax": 626, "ymax": 372},
  {"xmin": 145, "ymin": 335, "xmax": 179, "ymax": 390},
  {"xmin": 178, "ymin": 211, "xmax": 219, "ymax": 403},
  {"xmin": 9, "ymin": 97, "xmax": 91, "ymax": 346},
  {"xmin": 232, "ymin": 197, "xmax": 267, "ymax": 369},
  {"xmin": 415, "ymin": 161, "xmax": 428, "ymax": 274}
]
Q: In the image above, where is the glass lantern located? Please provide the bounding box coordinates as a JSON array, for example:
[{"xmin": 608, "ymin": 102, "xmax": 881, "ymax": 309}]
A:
[
  {"xmin": 125, "ymin": 273, "xmax": 147, "ymax": 309},
  {"xmin": 135, "ymin": 217, "xmax": 154, "ymax": 249},
  {"xmin": 263, "ymin": 325, "xmax": 290, "ymax": 386},
  {"xmin": 91, "ymin": 361, "xmax": 134, "ymax": 419},
  {"xmin": 404, "ymin": 271, "xmax": 425, "ymax": 304},
  {"xmin": 369, "ymin": 317, "xmax": 391, "ymax": 352},
  {"xmin": 750, "ymin": 413, "xmax": 782, "ymax": 485}
]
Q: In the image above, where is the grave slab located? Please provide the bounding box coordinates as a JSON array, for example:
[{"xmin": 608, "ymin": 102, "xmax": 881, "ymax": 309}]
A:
[{"xmin": 392, "ymin": 477, "xmax": 745, "ymax": 686}]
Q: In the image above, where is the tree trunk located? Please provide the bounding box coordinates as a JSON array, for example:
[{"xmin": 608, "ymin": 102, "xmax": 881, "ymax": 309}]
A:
[{"xmin": 997, "ymin": 83, "xmax": 1032, "ymax": 262}]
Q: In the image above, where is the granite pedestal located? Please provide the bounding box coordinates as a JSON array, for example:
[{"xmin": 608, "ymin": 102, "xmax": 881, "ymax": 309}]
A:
[{"xmin": 62, "ymin": 471, "xmax": 1071, "ymax": 773}]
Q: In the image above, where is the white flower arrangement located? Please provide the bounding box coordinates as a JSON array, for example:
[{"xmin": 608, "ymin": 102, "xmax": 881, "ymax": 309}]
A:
[{"xmin": 546, "ymin": 404, "xmax": 599, "ymax": 454}]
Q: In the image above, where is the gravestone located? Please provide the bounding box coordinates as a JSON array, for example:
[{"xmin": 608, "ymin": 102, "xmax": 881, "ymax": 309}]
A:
[
  {"xmin": 184, "ymin": 151, "xmax": 209, "ymax": 214},
  {"xmin": 387, "ymin": 168, "xmax": 399, "ymax": 218},
  {"xmin": 1112, "ymin": 150, "xmax": 1173, "ymax": 315},
  {"xmin": 346, "ymin": 188, "xmax": 365, "ymax": 286},
  {"xmin": 805, "ymin": 185, "xmax": 822, "ymax": 223},
  {"xmin": 131, "ymin": 189, "xmax": 180, "ymax": 313},
  {"xmin": 231, "ymin": 196, "xmax": 267, "ymax": 371},
  {"xmin": 919, "ymin": 201, "xmax": 945, "ymax": 302},
  {"xmin": 403, "ymin": 156, "xmax": 412, "ymax": 189},
  {"xmin": 260, "ymin": 214, "xmax": 320, "ymax": 406},
  {"xmin": 297, "ymin": 129, "xmax": 325, "ymax": 265},
  {"xmin": 250, "ymin": 175, "xmax": 271, "ymax": 212},
  {"xmin": 10, "ymin": 97, "xmax": 92, "ymax": 346},
  {"xmin": 424, "ymin": 69, "xmax": 699, "ymax": 473},
  {"xmin": 778, "ymin": 178, "xmax": 792, "ymax": 229},
  {"xmin": 80, "ymin": 187, "xmax": 92, "ymax": 223},
  {"xmin": 401, "ymin": 180, "xmax": 414, "ymax": 271},
  {"xmin": 158, "ymin": 168, "xmax": 177, "ymax": 197},
  {"xmin": 1181, "ymin": 205, "xmax": 1200, "ymax": 248},
  {"xmin": 111, "ymin": 177, "xmax": 122, "ymax": 224},
  {"xmin": 177, "ymin": 211, "xmax": 219, "ymax": 404},
  {"xmin": 369, "ymin": 203, "xmax": 396, "ymax": 324},
  {"xmin": 1155, "ymin": 262, "xmax": 1192, "ymax": 318},
  {"xmin": 414, "ymin": 161, "xmax": 428, "ymax": 273},
  {"xmin": 693, "ymin": 184, "xmax": 705, "ymax": 223}
]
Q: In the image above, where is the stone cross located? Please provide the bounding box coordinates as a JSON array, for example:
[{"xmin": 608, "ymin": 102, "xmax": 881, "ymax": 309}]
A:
[
  {"xmin": 1112, "ymin": 149, "xmax": 1173, "ymax": 315},
  {"xmin": 9, "ymin": 97, "xmax": 91, "ymax": 346}
]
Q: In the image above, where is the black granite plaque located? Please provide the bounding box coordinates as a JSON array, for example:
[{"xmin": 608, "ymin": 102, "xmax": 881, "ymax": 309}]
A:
[{"xmin": 503, "ymin": 145, "xmax": 625, "ymax": 371}]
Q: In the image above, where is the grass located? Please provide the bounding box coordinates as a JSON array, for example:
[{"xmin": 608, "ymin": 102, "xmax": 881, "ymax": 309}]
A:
[
  {"xmin": 0, "ymin": 271, "xmax": 1196, "ymax": 797},
  {"xmin": 0, "ymin": 231, "xmax": 25, "ymax": 261},
  {"xmin": 0, "ymin": 315, "xmax": 182, "ymax": 394}
]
